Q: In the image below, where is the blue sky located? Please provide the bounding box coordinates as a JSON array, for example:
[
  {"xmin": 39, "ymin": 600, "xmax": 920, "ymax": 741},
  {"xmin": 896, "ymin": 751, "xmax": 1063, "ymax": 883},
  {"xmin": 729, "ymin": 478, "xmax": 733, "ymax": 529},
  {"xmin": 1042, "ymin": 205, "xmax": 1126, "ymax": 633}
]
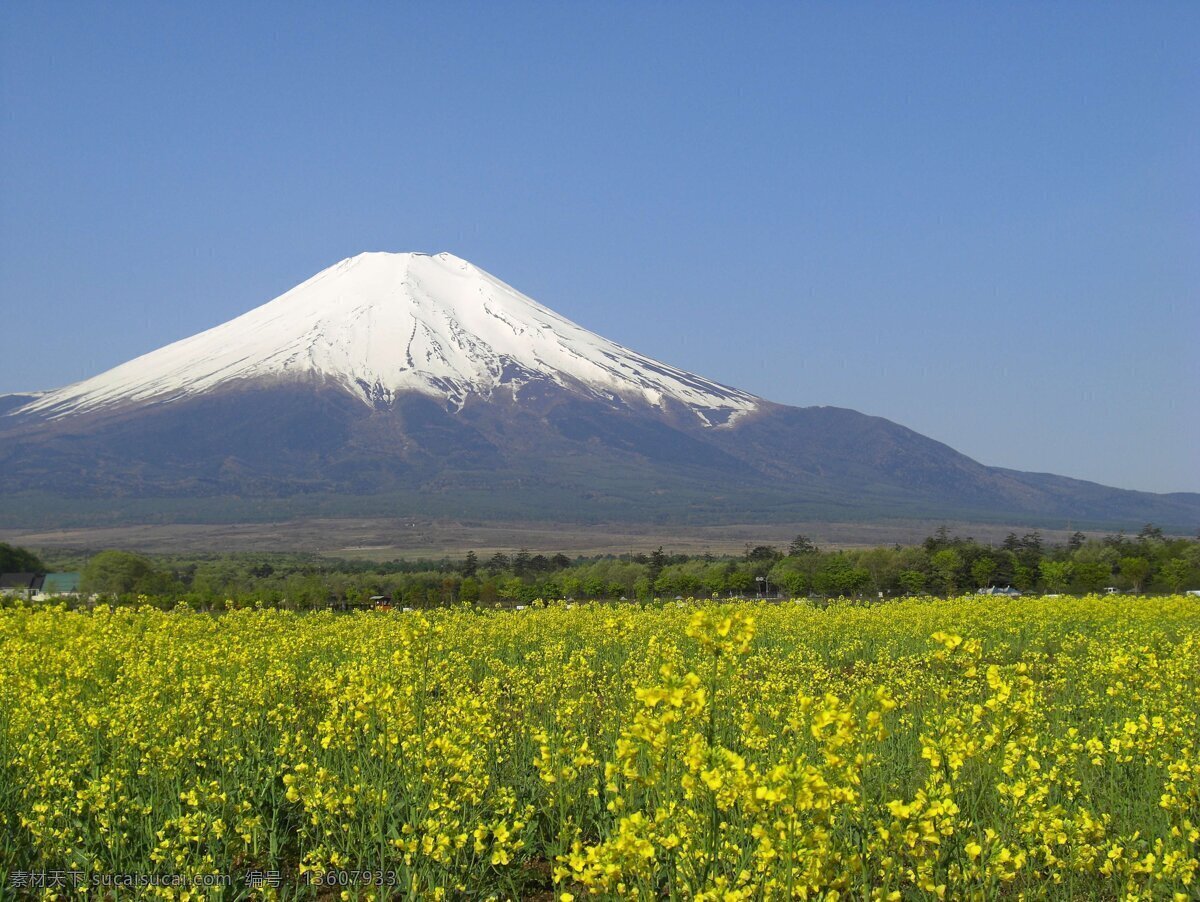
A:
[{"xmin": 2, "ymin": 2, "xmax": 1197, "ymax": 493}]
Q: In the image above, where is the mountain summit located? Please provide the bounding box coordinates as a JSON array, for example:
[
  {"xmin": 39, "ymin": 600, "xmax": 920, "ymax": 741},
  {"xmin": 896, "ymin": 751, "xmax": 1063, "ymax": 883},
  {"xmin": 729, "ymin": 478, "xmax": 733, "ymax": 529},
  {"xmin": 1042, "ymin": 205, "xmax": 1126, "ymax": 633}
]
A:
[
  {"xmin": 2, "ymin": 253, "xmax": 1197, "ymax": 530},
  {"xmin": 20, "ymin": 252, "xmax": 757, "ymax": 426}
]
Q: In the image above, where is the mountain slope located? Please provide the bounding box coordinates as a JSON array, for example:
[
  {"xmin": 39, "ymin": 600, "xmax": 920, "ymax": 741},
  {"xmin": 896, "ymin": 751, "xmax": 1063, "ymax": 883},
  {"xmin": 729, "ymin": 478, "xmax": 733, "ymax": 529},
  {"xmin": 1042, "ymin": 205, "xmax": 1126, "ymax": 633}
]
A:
[
  {"xmin": 19, "ymin": 252, "xmax": 757, "ymax": 426},
  {"xmin": 2, "ymin": 252, "xmax": 1196, "ymax": 531}
]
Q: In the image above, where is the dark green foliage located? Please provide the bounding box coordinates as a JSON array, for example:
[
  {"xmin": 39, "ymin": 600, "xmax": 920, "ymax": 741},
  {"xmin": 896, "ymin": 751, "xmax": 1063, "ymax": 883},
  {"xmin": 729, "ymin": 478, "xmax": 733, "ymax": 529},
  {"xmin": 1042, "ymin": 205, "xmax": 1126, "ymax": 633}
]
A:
[
  {"xmin": 744, "ymin": 545, "xmax": 782, "ymax": 563},
  {"xmin": 788, "ymin": 535, "xmax": 819, "ymax": 556},
  {"xmin": 647, "ymin": 547, "xmax": 667, "ymax": 584},
  {"xmin": 26, "ymin": 523, "xmax": 1199, "ymax": 610},
  {"xmin": 80, "ymin": 550, "xmax": 163, "ymax": 594},
  {"xmin": 0, "ymin": 543, "xmax": 45, "ymax": 573},
  {"xmin": 461, "ymin": 551, "xmax": 478, "ymax": 578},
  {"xmin": 811, "ymin": 555, "xmax": 871, "ymax": 596}
]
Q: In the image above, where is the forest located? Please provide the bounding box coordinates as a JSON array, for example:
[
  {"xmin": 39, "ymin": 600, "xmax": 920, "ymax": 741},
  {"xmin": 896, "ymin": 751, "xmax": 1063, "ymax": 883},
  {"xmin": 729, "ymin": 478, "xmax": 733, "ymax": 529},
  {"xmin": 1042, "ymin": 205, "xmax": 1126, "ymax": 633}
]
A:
[{"xmin": 6, "ymin": 523, "xmax": 1197, "ymax": 609}]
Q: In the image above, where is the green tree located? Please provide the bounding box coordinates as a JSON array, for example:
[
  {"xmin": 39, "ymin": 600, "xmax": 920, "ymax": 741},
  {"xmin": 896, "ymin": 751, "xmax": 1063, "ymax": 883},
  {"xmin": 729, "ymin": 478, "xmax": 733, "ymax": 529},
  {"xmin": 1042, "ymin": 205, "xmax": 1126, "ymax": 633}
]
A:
[
  {"xmin": 745, "ymin": 545, "xmax": 781, "ymax": 563},
  {"xmin": 930, "ymin": 549, "xmax": 963, "ymax": 595},
  {"xmin": 970, "ymin": 556, "xmax": 997, "ymax": 590},
  {"xmin": 1011, "ymin": 564, "xmax": 1036, "ymax": 592},
  {"xmin": 647, "ymin": 547, "xmax": 667, "ymax": 585},
  {"xmin": 768, "ymin": 560, "xmax": 808, "ymax": 598},
  {"xmin": 788, "ymin": 535, "xmax": 819, "ymax": 556},
  {"xmin": 461, "ymin": 551, "xmax": 478, "ymax": 578},
  {"xmin": 0, "ymin": 543, "xmax": 46, "ymax": 573},
  {"xmin": 479, "ymin": 579, "xmax": 499, "ymax": 605},
  {"xmin": 1073, "ymin": 561, "xmax": 1111, "ymax": 593},
  {"xmin": 497, "ymin": 577, "xmax": 524, "ymax": 602},
  {"xmin": 925, "ymin": 526, "xmax": 954, "ymax": 553},
  {"xmin": 1039, "ymin": 560, "xmax": 1073, "ymax": 593},
  {"xmin": 813, "ymin": 556, "xmax": 871, "ymax": 597},
  {"xmin": 727, "ymin": 569, "xmax": 754, "ymax": 596},
  {"xmin": 898, "ymin": 570, "xmax": 926, "ymax": 595},
  {"xmin": 1137, "ymin": 523, "xmax": 1165, "ymax": 543},
  {"xmin": 1119, "ymin": 557, "xmax": 1151, "ymax": 594},
  {"xmin": 701, "ymin": 567, "xmax": 728, "ymax": 598},
  {"xmin": 581, "ymin": 575, "xmax": 607, "ymax": 599},
  {"xmin": 1159, "ymin": 558, "xmax": 1192, "ymax": 593},
  {"xmin": 81, "ymin": 551, "xmax": 158, "ymax": 594},
  {"xmin": 773, "ymin": 569, "xmax": 807, "ymax": 598},
  {"xmin": 512, "ymin": 549, "xmax": 532, "ymax": 578},
  {"xmin": 851, "ymin": 547, "xmax": 906, "ymax": 594}
]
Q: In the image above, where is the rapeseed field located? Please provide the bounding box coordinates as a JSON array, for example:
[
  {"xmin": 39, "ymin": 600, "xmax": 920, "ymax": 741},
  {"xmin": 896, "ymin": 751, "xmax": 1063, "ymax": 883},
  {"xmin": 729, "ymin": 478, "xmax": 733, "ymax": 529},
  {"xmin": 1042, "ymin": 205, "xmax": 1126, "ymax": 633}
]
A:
[{"xmin": 0, "ymin": 595, "xmax": 1196, "ymax": 899}]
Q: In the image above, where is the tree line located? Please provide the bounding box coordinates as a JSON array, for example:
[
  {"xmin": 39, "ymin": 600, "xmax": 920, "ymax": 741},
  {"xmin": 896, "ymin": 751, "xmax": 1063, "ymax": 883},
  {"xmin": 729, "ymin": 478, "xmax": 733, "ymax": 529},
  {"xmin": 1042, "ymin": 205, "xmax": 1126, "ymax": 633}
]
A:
[{"xmin": 5, "ymin": 524, "xmax": 1197, "ymax": 609}]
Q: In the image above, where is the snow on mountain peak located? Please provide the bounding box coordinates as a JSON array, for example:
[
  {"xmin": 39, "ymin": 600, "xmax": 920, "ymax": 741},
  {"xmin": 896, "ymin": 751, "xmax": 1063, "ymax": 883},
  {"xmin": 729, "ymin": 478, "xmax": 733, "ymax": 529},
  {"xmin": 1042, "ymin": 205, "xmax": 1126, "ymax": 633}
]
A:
[{"xmin": 18, "ymin": 252, "xmax": 760, "ymax": 424}]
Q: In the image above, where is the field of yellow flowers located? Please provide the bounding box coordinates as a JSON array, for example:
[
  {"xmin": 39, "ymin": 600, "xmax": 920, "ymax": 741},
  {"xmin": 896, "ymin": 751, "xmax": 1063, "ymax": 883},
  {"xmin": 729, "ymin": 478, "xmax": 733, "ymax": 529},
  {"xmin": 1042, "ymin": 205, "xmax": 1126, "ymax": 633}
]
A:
[{"xmin": 1, "ymin": 595, "xmax": 1197, "ymax": 900}]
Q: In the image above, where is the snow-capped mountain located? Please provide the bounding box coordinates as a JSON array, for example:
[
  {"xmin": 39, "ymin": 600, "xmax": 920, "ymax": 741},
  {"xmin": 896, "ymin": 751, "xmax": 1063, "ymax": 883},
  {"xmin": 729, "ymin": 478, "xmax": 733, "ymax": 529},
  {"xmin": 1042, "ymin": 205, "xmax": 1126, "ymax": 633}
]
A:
[
  {"xmin": 3, "ymin": 252, "xmax": 1198, "ymax": 530},
  {"xmin": 20, "ymin": 252, "xmax": 758, "ymax": 426}
]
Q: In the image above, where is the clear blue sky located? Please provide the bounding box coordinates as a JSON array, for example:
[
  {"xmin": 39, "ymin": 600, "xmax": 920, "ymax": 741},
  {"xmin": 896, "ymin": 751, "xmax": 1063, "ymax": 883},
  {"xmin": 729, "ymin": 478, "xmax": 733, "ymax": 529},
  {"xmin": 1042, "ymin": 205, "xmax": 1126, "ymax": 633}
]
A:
[{"xmin": 2, "ymin": 2, "xmax": 1197, "ymax": 493}]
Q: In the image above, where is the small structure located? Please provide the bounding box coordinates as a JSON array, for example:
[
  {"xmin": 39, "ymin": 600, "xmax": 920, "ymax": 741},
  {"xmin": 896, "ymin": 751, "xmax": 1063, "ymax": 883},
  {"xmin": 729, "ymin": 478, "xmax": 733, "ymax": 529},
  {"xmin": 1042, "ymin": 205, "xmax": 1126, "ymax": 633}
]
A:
[
  {"xmin": 0, "ymin": 573, "xmax": 45, "ymax": 600},
  {"xmin": 326, "ymin": 598, "xmax": 375, "ymax": 612},
  {"xmin": 975, "ymin": 585, "xmax": 1021, "ymax": 597},
  {"xmin": 34, "ymin": 572, "xmax": 81, "ymax": 601}
]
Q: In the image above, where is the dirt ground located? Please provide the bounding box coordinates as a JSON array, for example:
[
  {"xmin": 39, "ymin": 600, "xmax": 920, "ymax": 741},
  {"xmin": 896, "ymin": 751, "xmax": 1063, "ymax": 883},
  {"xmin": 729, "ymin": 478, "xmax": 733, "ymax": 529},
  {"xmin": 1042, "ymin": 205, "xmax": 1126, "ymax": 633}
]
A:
[{"xmin": 0, "ymin": 517, "xmax": 1089, "ymax": 559}]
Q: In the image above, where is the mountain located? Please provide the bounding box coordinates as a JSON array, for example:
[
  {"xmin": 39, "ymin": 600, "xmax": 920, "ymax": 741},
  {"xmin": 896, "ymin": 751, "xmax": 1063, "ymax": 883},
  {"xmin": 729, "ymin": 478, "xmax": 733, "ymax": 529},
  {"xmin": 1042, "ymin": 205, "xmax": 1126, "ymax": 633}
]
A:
[
  {"xmin": 2, "ymin": 251, "xmax": 1197, "ymax": 531},
  {"xmin": 17, "ymin": 252, "xmax": 758, "ymax": 425}
]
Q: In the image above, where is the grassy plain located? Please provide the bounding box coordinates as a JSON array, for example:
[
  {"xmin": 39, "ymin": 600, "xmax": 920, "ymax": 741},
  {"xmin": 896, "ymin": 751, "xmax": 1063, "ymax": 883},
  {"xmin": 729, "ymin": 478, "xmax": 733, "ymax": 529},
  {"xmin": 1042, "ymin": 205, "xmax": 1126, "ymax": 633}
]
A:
[
  {"xmin": 0, "ymin": 517, "xmax": 1089, "ymax": 559},
  {"xmin": 1, "ymin": 595, "xmax": 1197, "ymax": 899}
]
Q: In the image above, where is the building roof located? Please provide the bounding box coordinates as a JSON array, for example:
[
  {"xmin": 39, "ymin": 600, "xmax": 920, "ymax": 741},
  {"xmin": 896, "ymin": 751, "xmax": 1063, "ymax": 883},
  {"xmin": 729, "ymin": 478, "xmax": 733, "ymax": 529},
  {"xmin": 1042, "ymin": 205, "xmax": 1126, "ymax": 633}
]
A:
[
  {"xmin": 41, "ymin": 572, "xmax": 81, "ymax": 593},
  {"xmin": 0, "ymin": 572, "xmax": 44, "ymax": 591}
]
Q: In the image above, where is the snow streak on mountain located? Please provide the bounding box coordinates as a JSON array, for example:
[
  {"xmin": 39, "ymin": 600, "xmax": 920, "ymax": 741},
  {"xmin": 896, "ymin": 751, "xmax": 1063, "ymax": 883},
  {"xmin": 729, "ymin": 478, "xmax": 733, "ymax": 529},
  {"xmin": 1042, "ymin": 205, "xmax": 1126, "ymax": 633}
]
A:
[{"xmin": 19, "ymin": 252, "xmax": 760, "ymax": 425}]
